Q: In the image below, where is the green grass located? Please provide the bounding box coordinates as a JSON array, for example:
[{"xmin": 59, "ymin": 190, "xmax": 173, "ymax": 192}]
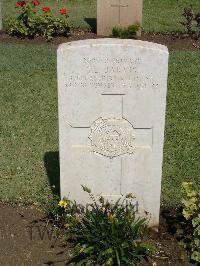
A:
[
  {"xmin": 143, "ymin": 0, "xmax": 200, "ymax": 32},
  {"xmin": 0, "ymin": 43, "xmax": 199, "ymax": 207},
  {"xmin": 1, "ymin": 0, "xmax": 200, "ymax": 32},
  {"xmin": 162, "ymin": 51, "xmax": 200, "ymax": 207},
  {"xmin": 0, "ymin": 43, "xmax": 58, "ymax": 203}
]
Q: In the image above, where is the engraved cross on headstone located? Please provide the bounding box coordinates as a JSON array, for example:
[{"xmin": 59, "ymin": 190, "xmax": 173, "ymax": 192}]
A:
[
  {"xmin": 70, "ymin": 94, "xmax": 152, "ymax": 155},
  {"xmin": 68, "ymin": 93, "xmax": 152, "ymax": 199},
  {"xmin": 110, "ymin": 0, "xmax": 129, "ymax": 25}
]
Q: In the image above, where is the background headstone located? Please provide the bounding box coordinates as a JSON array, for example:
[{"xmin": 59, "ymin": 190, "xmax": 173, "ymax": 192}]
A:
[
  {"xmin": 57, "ymin": 39, "xmax": 169, "ymax": 228},
  {"xmin": 97, "ymin": 0, "xmax": 143, "ymax": 36},
  {"xmin": 0, "ymin": 1, "xmax": 3, "ymax": 30}
]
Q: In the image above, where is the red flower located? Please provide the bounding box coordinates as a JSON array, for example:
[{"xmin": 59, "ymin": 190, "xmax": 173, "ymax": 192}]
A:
[
  {"xmin": 32, "ymin": 0, "xmax": 40, "ymax": 6},
  {"xmin": 59, "ymin": 8, "xmax": 67, "ymax": 15},
  {"xmin": 16, "ymin": 1, "xmax": 26, "ymax": 7},
  {"xmin": 42, "ymin": 6, "xmax": 51, "ymax": 13}
]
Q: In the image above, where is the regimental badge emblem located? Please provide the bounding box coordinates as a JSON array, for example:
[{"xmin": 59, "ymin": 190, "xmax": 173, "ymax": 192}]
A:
[{"xmin": 89, "ymin": 117, "xmax": 135, "ymax": 158}]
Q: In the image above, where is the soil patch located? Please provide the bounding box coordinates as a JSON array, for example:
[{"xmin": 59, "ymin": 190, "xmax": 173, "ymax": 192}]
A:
[
  {"xmin": 0, "ymin": 203, "xmax": 193, "ymax": 266},
  {"xmin": 0, "ymin": 30, "xmax": 199, "ymax": 51},
  {"xmin": 140, "ymin": 32, "xmax": 200, "ymax": 51},
  {"xmin": 0, "ymin": 203, "xmax": 71, "ymax": 266}
]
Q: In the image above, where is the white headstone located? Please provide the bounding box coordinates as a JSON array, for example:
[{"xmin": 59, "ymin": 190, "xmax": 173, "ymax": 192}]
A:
[
  {"xmin": 97, "ymin": 0, "xmax": 143, "ymax": 36},
  {"xmin": 57, "ymin": 39, "xmax": 169, "ymax": 228}
]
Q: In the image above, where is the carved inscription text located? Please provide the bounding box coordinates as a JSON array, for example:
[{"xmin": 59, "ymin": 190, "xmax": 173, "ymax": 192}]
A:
[{"xmin": 64, "ymin": 57, "xmax": 159, "ymax": 92}]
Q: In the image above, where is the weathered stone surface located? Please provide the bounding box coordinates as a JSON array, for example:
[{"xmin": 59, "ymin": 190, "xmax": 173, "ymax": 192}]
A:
[
  {"xmin": 97, "ymin": 0, "xmax": 143, "ymax": 36},
  {"xmin": 57, "ymin": 39, "xmax": 169, "ymax": 228}
]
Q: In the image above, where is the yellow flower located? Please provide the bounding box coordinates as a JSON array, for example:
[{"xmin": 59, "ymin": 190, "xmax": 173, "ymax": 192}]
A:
[
  {"xmin": 64, "ymin": 223, "xmax": 70, "ymax": 228},
  {"xmin": 107, "ymin": 213, "xmax": 115, "ymax": 221},
  {"xmin": 58, "ymin": 200, "xmax": 68, "ymax": 208},
  {"xmin": 80, "ymin": 246, "xmax": 85, "ymax": 253}
]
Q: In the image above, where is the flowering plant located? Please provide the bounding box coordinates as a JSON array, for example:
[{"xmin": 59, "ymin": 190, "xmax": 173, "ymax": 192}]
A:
[
  {"xmin": 59, "ymin": 8, "xmax": 67, "ymax": 15},
  {"xmin": 5, "ymin": 1, "xmax": 70, "ymax": 40},
  {"xmin": 16, "ymin": 1, "xmax": 26, "ymax": 7},
  {"xmin": 45, "ymin": 186, "xmax": 156, "ymax": 265},
  {"xmin": 42, "ymin": 6, "xmax": 51, "ymax": 13},
  {"xmin": 32, "ymin": 0, "xmax": 40, "ymax": 6}
]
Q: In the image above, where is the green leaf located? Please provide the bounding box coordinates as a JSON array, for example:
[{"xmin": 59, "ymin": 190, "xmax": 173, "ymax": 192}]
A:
[{"xmin": 191, "ymin": 251, "xmax": 200, "ymax": 262}]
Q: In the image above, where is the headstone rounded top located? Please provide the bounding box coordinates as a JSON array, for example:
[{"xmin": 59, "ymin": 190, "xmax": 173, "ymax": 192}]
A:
[{"xmin": 57, "ymin": 38, "xmax": 168, "ymax": 53}]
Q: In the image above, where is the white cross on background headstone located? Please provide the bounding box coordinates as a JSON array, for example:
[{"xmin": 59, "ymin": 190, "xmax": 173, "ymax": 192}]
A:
[
  {"xmin": 97, "ymin": 0, "xmax": 143, "ymax": 36},
  {"xmin": 110, "ymin": 0, "xmax": 129, "ymax": 25}
]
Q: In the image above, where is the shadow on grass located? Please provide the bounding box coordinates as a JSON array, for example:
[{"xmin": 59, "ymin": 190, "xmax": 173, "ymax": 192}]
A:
[
  {"xmin": 44, "ymin": 151, "xmax": 60, "ymax": 195},
  {"xmin": 84, "ymin": 18, "xmax": 96, "ymax": 33}
]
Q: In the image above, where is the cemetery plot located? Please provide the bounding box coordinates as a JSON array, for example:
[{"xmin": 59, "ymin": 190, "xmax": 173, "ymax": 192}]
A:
[{"xmin": 0, "ymin": 0, "xmax": 199, "ymax": 263}]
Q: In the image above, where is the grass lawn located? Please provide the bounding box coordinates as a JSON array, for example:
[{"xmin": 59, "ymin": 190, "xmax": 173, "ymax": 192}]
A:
[
  {"xmin": 1, "ymin": 0, "xmax": 200, "ymax": 32},
  {"xmin": 0, "ymin": 43, "xmax": 199, "ymax": 207},
  {"xmin": 162, "ymin": 51, "xmax": 200, "ymax": 207}
]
